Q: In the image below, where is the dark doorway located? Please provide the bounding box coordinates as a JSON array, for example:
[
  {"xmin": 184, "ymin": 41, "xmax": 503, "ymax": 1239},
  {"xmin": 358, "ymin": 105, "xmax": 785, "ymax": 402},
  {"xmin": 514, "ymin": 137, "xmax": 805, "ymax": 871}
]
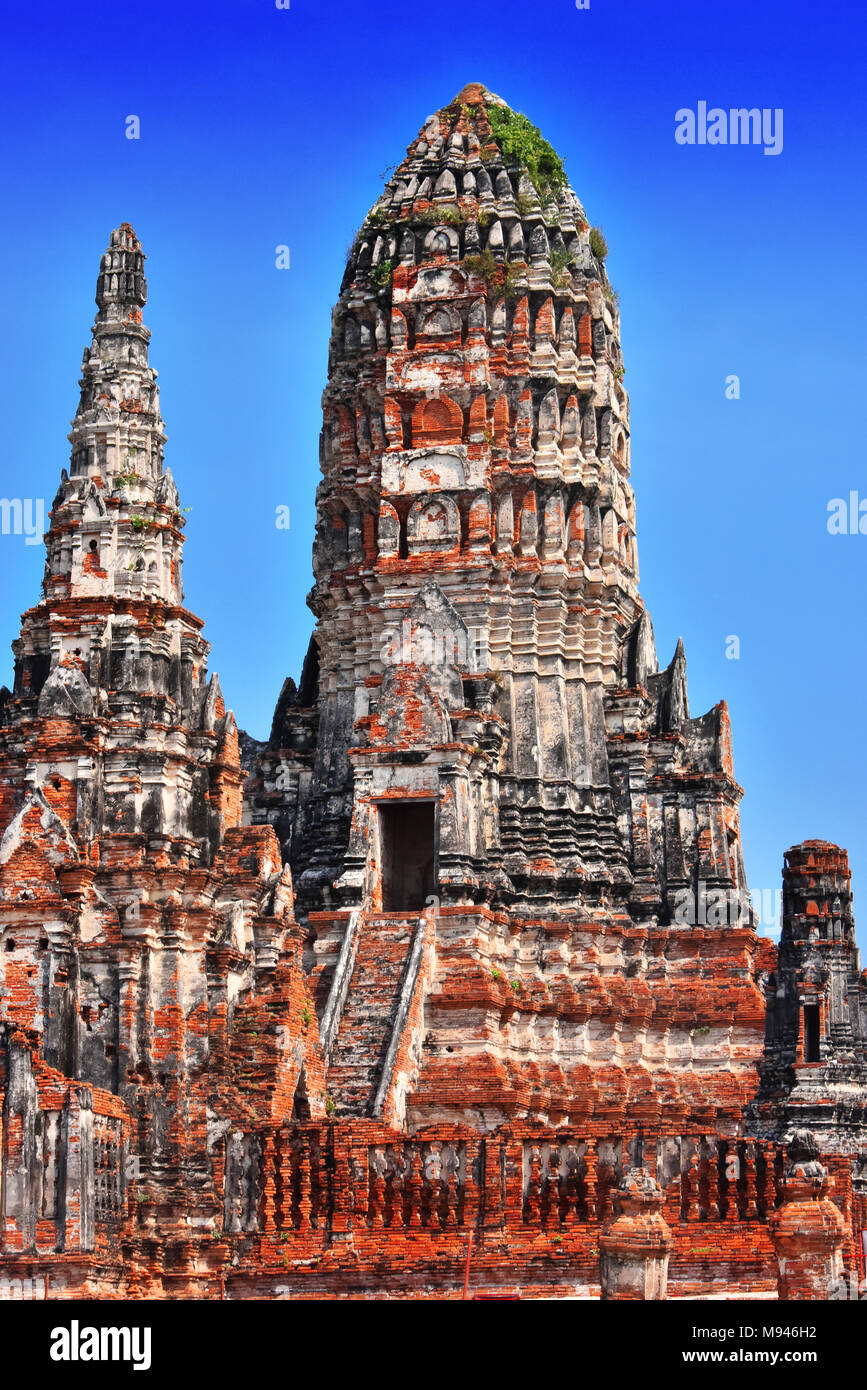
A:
[
  {"xmin": 803, "ymin": 1004, "xmax": 820, "ymax": 1062},
  {"xmin": 291, "ymin": 1068, "xmax": 311, "ymax": 1121},
  {"xmin": 379, "ymin": 801, "xmax": 436, "ymax": 911}
]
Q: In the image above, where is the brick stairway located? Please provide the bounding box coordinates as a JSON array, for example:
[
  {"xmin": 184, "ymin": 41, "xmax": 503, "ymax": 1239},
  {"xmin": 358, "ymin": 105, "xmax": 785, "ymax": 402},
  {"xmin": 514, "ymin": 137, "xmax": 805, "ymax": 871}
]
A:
[{"xmin": 326, "ymin": 914, "xmax": 419, "ymax": 1116}]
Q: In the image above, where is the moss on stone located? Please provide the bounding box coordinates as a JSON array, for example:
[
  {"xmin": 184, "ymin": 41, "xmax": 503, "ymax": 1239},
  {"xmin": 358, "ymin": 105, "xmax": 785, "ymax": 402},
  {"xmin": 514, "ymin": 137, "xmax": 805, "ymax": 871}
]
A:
[{"xmin": 484, "ymin": 104, "xmax": 567, "ymax": 198}]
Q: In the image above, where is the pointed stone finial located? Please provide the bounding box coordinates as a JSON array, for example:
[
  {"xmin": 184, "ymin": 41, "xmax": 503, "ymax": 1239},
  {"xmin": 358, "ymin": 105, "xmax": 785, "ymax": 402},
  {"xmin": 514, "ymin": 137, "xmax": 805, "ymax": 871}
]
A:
[
  {"xmin": 453, "ymin": 83, "xmax": 488, "ymax": 105},
  {"xmin": 95, "ymin": 222, "xmax": 147, "ymax": 312},
  {"xmin": 451, "ymin": 82, "xmax": 507, "ymax": 108}
]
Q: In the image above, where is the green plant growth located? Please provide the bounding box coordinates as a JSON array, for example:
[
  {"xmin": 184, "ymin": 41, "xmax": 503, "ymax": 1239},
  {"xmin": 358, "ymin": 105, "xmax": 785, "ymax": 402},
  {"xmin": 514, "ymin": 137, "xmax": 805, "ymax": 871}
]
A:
[
  {"xmin": 124, "ymin": 514, "xmax": 154, "ymax": 572},
  {"xmin": 604, "ymin": 282, "xmax": 620, "ymax": 310},
  {"xmin": 414, "ymin": 204, "xmax": 467, "ymax": 227},
  {"xmin": 491, "ymin": 967, "xmax": 503, "ymax": 981},
  {"xmin": 301, "ymin": 1002, "xmax": 312, "ymax": 1027},
  {"xmin": 549, "ymin": 247, "xmax": 572, "ymax": 287},
  {"xmin": 484, "ymin": 104, "xmax": 567, "ymax": 199},
  {"xmin": 510, "ymin": 979, "xmax": 520, "ymax": 993},
  {"xmin": 370, "ymin": 258, "xmax": 394, "ymax": 291},
  {"xmin": 324, "ymin": 1096, "xmax": 336, "ymax": 1117},
  {"xmin": 462, "ymin": 249, "xmax": 521, "ymax": 301},
  {"xmin": 589, "ymin": 226, "xmax": 609, "ymax": 262}
]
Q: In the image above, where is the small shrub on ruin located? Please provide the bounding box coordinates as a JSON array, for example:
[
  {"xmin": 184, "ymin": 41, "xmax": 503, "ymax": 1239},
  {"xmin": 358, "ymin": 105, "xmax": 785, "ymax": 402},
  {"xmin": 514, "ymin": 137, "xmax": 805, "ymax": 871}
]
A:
[
  {"xmin": 370, "ymin": 258, "xmax": 393, "ymax": 291},
  {"xmin": 589, "ymin": 226, "xmax": 609, "ymax": 261},
  {"xmin": 484, "ymin": 104, "xmax": 567, "ymax": 199}
]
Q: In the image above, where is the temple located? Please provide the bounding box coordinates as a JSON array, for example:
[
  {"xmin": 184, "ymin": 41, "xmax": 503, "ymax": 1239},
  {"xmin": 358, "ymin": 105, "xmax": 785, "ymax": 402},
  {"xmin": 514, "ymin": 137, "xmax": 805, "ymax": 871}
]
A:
[{"xmin": 1, "ymin": 85, "xmax": 865, "ymax": 1301}]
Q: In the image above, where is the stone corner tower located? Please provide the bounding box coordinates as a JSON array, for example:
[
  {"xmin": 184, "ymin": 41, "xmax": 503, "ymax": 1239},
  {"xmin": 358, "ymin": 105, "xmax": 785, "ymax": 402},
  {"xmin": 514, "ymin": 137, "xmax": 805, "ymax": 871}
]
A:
[{"xmin": 752, "ymin": 839, "xmax": 867, "ymax": 1152}]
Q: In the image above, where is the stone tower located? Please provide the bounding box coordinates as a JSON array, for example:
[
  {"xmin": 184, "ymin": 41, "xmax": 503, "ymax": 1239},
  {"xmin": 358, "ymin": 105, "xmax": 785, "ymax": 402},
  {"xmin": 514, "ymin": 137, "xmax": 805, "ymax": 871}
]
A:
[
  {"xmin": 752, "ymin": 841, "xmax": 867, "ymax": 1151},
  {"xmin": 0, "ymin": 226, "xmax": 322, "ymax": 1283},
  {"xmin": 0, "ymin": 224, "xmax": 239, "ymax": 860},
  {"xmin": 246, "ymin": 85, "xmax": 768, "ymax": 1133}
]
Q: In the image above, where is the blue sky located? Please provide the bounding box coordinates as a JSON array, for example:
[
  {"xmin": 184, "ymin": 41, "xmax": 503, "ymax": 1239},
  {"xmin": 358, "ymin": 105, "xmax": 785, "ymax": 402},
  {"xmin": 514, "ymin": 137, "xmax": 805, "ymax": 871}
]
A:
[{"xmin": 0, "ymin": 0, "xmax": 864, "ymax": 939}]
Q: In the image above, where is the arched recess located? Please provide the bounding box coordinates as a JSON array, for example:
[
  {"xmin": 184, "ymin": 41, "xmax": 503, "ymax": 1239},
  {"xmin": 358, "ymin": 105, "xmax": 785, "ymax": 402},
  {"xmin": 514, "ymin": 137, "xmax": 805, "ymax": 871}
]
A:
[
  {"xmin": 411, "ymin": 394, "xmax": 463, "ymax": 448},
  {"xmin": 407, "ymin": 494, "xmax": 461, "ymax": 554},
  {"xmin": 423, "ymin": 226, "xmax": 459, "ymax": 259},
  {"xmin": 417, "ymin": 304, "xmax": 461, "ymax": 342},
  {"xmin": 377, "ymin": 501, "xmax": 400, "ymax": 558},
  {"xmin": 329, "ymin": 510, "xmax": 349, "ymax": 567}
]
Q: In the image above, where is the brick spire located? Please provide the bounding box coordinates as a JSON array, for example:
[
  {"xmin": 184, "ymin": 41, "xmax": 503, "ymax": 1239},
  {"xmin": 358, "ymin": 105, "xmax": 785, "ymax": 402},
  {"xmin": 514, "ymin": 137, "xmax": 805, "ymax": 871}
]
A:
[
  {"xmin": 1, "ymin": 224, "xmax": 239, "ymax": 869},
  {"xmin": 0, "ymin": 230, "xmax": 324, "ymax": 1261},
  {"xmin": 54, "ymin": 222, "xmax": 180, "ymax": 608}
]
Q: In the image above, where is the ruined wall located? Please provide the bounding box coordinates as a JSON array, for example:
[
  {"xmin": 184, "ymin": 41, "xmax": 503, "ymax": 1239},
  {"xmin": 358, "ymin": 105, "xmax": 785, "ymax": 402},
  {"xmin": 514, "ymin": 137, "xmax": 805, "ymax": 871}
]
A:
[{"xmin": 6, "ymin": 1114, "xmax": 861, "ymax": 1300}]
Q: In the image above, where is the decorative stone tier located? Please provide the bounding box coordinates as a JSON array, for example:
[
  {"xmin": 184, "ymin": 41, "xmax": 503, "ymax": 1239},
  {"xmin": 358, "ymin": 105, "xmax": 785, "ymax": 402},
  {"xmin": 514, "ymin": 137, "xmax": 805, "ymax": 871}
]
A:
[{"xmin": 1, "ymin": 1121, "xmax": 861, "ymax": 1299}]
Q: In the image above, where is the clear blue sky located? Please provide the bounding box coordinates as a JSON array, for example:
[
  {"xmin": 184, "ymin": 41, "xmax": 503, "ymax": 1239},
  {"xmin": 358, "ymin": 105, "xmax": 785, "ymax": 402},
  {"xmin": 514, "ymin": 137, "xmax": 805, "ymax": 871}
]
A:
[{"xmin": 0, "ymin": 0, "xmax": 864, "ymax": 940}]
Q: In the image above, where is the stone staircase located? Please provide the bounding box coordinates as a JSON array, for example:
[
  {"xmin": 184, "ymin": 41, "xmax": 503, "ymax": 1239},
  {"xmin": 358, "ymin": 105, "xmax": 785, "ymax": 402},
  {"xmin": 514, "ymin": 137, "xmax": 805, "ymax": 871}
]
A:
[{"xmin": 326, "ymin": 913, "xmax": 421, "ymax": 1116}]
